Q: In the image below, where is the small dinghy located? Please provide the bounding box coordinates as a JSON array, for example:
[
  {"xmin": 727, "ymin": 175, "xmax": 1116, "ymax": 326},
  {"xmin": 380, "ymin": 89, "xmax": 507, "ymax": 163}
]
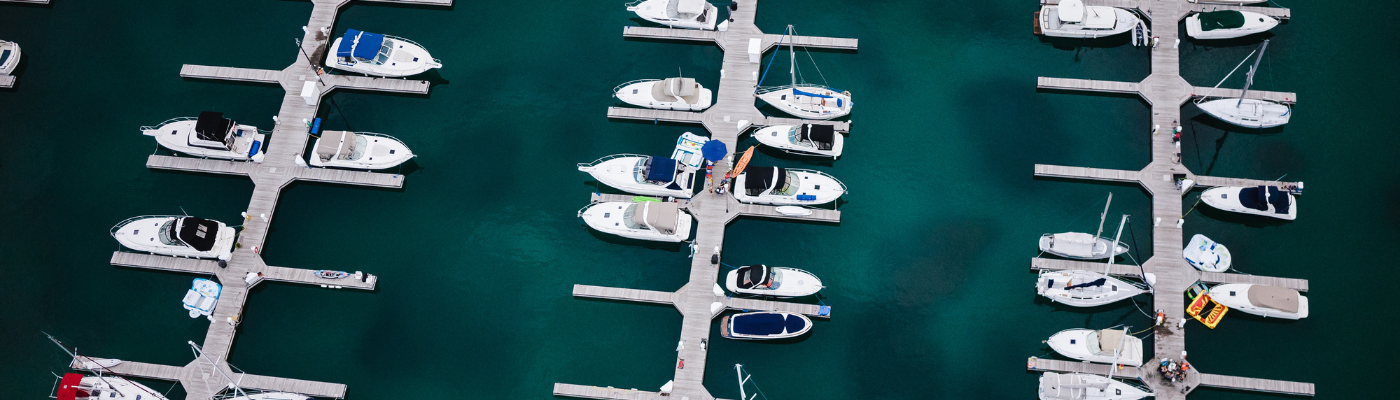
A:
[
  {"xmin": 720, "ymin": 311, "xmax": 812, "ymax": 340},
  {"xmin": 182, "ymin": 278, "xmax": 221, "ymax": 318},
  {"xmin": 1046, "ymin": 327, "xmax": 1144, "ymax": 367},
  {"xmin": 725, "ymin": 264, "xmax": 823, "ymax": 298},
  {"xmin": 316, "ymin": 270, "xmax": 350, "ymax": 279},
  {"xmin": 1209, "ymin": 284, "xmax": 1309, "ymax": 319},
  {"xmin": 1183, "ymin": 234, "xmax": 1232, "ymax": 272},
  {"xmin": 1201, "ymin": 185, "xmax": 1297, "ymax": 220},
  {"xmin": 1187, "ymin": 10, "xmax": 1279, "ymax": 40}
]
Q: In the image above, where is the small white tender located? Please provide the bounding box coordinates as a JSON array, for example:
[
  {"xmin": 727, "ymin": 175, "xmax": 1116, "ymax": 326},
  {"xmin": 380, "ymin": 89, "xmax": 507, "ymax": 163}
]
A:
[
  {"xmin": 732, "ymin": 167, "xmax": 846, "ymax": 206},
  {"xmin": 327, "ymin": 29, "xmax": 441, "ymax": 77},
  {"xmin": 720, "ymin": 311, "xmax": 812, "ymax": 340},
  {"xmin": 627, "ymin": 0, "xmax": 718, "ymax": 30},
  {"xmin": 725, "ymin": 265, "xmax": 823, "ymax": 298},
  {"xmin": 752, "ymin": 124, "xmax": 844, "ymax": 158},
  {"xmin": 1201, "ymin": 185, "xmax": 1297, "ymax": 220},
  {"xmin": 1038, "ymin": 372, "xmax": 1152, "ymax": 400},
  {"xmin": 1046, "ymin": 328, "xmax": 1144, "ymax": 367},
  {"xmin": 1036, "ymin": 0, "xmax": 1141, "ymax": 39},
  {"xmin": 615, "ymin": 77, "xmax": 713, "ymax": 111},
  {"xmin": 1183, "ymin": 234, "xmax": 1232, "ymax": 272},
  {"xmin": 144, "ymin": 112, "xmax": 267, "ymax": 162},
  {"xmin": 181, "ymin": 278, "xmax": 222, "ymax": 318},
  {"xmin": 1187, "ymin": 11, "xmax": 1279, "ymax": 40},
  {"xmin": 579, "ymin": 200, "xmax": 693, "ymax": 242},
  {"xmin": 1210, "ymin": 284, "xmax": 1309, "ymax": 319},
  {"xmin": 311, "ymin": 131, "xmax": 414, "ymax": 170},
  {"xmin": 0, "ymin": 40, "xmax": 20, "ymax": 75},
  {"xmin": 112, "ymin": 215, "xmax": 236, "ymax": 261}
]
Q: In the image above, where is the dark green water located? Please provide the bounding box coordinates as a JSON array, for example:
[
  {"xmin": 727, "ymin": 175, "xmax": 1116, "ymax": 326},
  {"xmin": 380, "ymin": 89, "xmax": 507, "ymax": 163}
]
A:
[{"xmin": 2, "ymin": 0, "xmax": 1396, "ymax": 398}]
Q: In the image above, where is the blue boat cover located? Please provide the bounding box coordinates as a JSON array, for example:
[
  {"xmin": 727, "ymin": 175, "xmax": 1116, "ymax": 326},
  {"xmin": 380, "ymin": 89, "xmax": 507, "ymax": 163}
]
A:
[
  {"xmin": 1238, "ymin": 187, "xmax": 1267, "ymax": 211},
  {"xmin": 336, "ymin": 29, "xmax": 385, "ymax": 60},
  {"xmin": 732, "ymin": 313, "xmax": 786, "ymax": 335},
  {"xmin": 645, "ymin": 157, "xmax": 677, "ymax": 182},
  {"xmin": 247, "ymin": 140, "xmax": 261, "ymax": 157},
  {"xmin": 792, "ymin": 88, "xmax": 833, "ymax": 99}
]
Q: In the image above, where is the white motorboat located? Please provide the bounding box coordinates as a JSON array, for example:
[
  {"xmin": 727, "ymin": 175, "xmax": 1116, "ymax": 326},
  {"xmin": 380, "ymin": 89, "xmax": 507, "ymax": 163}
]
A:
[
  {"xmin": 732, "ymin": 167, "xmax": 846, "ymax": 206},
  {"xmin": 1197, "ymin": 40, "xmax": 1292, "ymax": 128},
  {"xmin": 311, "ymin": 131, "xmax": 414, "ymax": 170},
  {"xmin": 1038, "ymin": 372, "xmax": 1152, "ymax": 400},
  {"xmin": 181, "ymin": 278, "xmax": 221, "ymax": 318},
  {"xmin": 1037, "ymin": 215, "xmax": 1151, "ymax": 308},
  {"xmin": 1201, "ymin": 185, "xmax": 1296, "ymax": 220},
  {"xmin": 752, "ymin": 124, "xmax": 844, "ymax": 158},
  {"xmin": 725, "ymin": 265, "xmax": 823, "ymax": 298},
  {"xmin": 1210, "ymin": 284, "xmax": 1309, "ymax": 319},
  {"xmin": 1187, "ymin": 11, "xmax": 1279, "ymax": 40},
  {"xmin": 57, "ymin": 373, "xmax": 169, "ymax": 400},
  {"xmin": 720, "ymin": 311, "xmax": 812, "ymax": 340},
  {"xmin": 327, "ymin": 29, "xmax": 441, "ymax": 77},
  {"xmin": 579, "ymin": 200, "xmax": 693, "ymax": 242},
  {"xmin": 579, "ymin": 155, "xmax": 697, "ymax": 198},
  {"xmin": 1046, "ymin": 328, "xmax": 1144, "ymax": 367},
  {"xmin": 1183, "ymin": 234, "xmax": 1232, "ymax": 272},
  {"xmin": 1040, "ymin": 194, "xmax": 1128, "ymax": 260},
  {"xmin": 112, "ymin": 215, "xmax": 236, "ymax": 261},
  {"xmin": 615, "ymin": 77, "xmax": 713, "ymax": 111},
  {"xmin": 756, "ymin": 26, "xmax": 853, "ymax": 120},
  {"xmin": 0, "ymin": 40, "xmax": 20, "ymax": 75},
  {"xmin": 626, "ymin": 0, "xmax": 718, "ymax": 30},
  {"xmin": 143, "ymin": 112, "xmax": 267, "ymax": 162},
  {"xmin": 1036, "ymin": 0, "xmax": 1142, "ymax": 39}
]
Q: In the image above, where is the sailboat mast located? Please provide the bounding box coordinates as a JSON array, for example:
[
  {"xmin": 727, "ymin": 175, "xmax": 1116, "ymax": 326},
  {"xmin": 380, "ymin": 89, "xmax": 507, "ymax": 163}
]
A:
[
  {"xmin": 1094, "ymin": 193, "xmax": 1113, "ymax": 240},
  {"xmin": 1102, "ymin": 214, "xmax": 1128, "ymax": 276},
  {"xmin": 735, "ymin": 364, "xmax": 750, "ymax": 400},
  {"xmin": 787, "ymin": 25, "xmax": 796, "ymax": 88},
  {"xmin": 1238, "ymin": 39, "xmax": 1269, "ymax": 107}
]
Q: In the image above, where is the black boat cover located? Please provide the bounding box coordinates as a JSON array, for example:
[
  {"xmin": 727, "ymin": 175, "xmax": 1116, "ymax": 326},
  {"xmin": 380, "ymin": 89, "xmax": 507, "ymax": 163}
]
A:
[
  {"xmin": 803, "ymin": 124, "xmax": 835, "ymax": 150},
  {"xmin": 743, "ymin": 167, "xmax": 785, "ymax": 196},
  {"xmin": 1238, "ymin": 187, "xmax": 1268, "ymax": 211},
  {"xmin": 731, "ymin": 313, "xmax": 805, "ymax": 335},
  {"xmin": 1267, "ymin": 186, "xmax": 1291, "ymax": 214},
  {"xmin": 195, "ymin": 111, "xmax": 232, "ymax": 143},
  {"xmin": 176, "ymin": 217, "xmax": 220, "ymax": 252},
  {"xmin": 736, "ymin": 265, "xmax": 770, "ymax": 289}
]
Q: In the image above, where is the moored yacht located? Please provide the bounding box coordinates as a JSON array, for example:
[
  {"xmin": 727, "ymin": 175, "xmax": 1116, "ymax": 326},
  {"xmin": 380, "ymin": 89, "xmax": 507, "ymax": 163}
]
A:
[
  {"xmin": 1040, "ymin": 194, "xmax": 1128, "ymax": 260},
  {"xmin": 57, "ymin": 373, "xmax": 169, "ymax": 400},
  {"xmin": 724, "ymin": 265, "xmax": 823, "ymax": 298},
  {"xmin": 578, "ymin": 200, "xmax": 693, "ymax": 242},
  {"xmin": 327, "ymin": 29, "xmax": 441, "ymax": 77},
  {"xmin": 1038, "ymin": 372, "xmax": 1152, "ymax": 400},
  {"xmin": 752, "ymin": 124, "xmax": 843, "ymax": 158},
  {"xmin": 311, "ymin": 131, "xmax": 415, "ymax": 170},
  {"xmin": 1046, "ymin": 328, "xmax": 1144, "ymax": 367},
  {"xmin": 615, "ymin": 77, "xmax": 713, "ymax": 111},
  {"xmin": 144, "ymin": 112, "xmax": 266, "ymax": 162},
  {"xmin": 1183, "ymin": 234, "xmax": 1232, "ymax": 272},
  {"xmin": 1201, "ymin": 185, "xmax": 1297, "ymax": 220},
  {"xmin": 627, "ymin": 0, "xmax": 718, "ymax": 30},
  {"xmin": 1036, "ymin": 0, "xmax": 1141, "ymax": 39},
  {"xmin": 1187, "ymin": 11, "xmax": 1279, "ymax": 40},
  {"xmin": 112, "ymin": 216, "xmax": 236, "ymax": 261},
  {"xmin": 756, "ymin": 26, "xmax": 853, "ymax": 120},
  {"xmin": 1037, "ymin": 215, "xmax": 1151, "ymax": 308},
  {"xmin": 578, "ymin": 155, "xmax": 696, "ymax": 198},
  {"xmin": 732, "ymin": 166, "xmax": 846, "ymax": 205},
  {"xmin": 1209, "ymin": 284, "xmax": 1309, "ymax": 319},
  {"xmin": 0, "ymin": 40, "xmax": 20, "ymax": 75},
  {"xmin": 719, "ymin": 311, "xmax": 812, "ymax": 340},
  {"xmin": 1197, "ymin": 98, "xmax": 1291, "ymax": 128}
]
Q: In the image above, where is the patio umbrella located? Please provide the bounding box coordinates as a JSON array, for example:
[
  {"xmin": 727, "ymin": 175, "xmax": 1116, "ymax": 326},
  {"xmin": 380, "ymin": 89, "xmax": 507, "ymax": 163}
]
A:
[{"xmin": 701, "ymin": 139, "xmax": 728, "ymax": 161}]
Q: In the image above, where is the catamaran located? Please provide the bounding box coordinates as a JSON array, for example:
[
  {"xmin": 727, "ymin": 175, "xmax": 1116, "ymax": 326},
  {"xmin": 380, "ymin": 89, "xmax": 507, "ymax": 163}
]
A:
[
  {"xmin": 0, "ymin": 40, "xmax": 20, "ymax": 76},
  {"xmin": 1047, "ymin": 327, "xmax": 1144, "ymax": 366},
  {"xmin": 144, "ymin": 112, "xmax": 267, "ymax": 162},
  {"xmin": 626, "ymin": 0, "xmax": 718, "ymax": 30},
  {"xmin": 1197, "ymin": 40, "xmax": 1292, "ymax": 128},
  {"xmin": 724, "ymin": 264, "xmax": 824, "ymax": 298},
  {"xmin": 1035, "ymin": 0, "xmax": 1142, "ymax": 39},
  {"xmin": 752, "ymin": 123, "xmax": 844, "ymax": 158},
  {"xmin": 1201, "ymin": 185, "xmax": 1297, "ymax": 220},
  {"xmin": 756, "ymin": 25, "xmax": 852, "ymax": 120},
  {"xmin": 1183, "ymin": 234, "xmax": 1232, "ymax": 272},
  {"xmin": 614, "ymin": 77, "xmax": 713, "ymax": 111},
  {"xmin": 732, "ymin": 166, "xmax": 846, "ymax": 205},
  {"xmin": 327, "ymin": 29, "xmax": 441, "ymax": 77},
  {"xmin": 310, "ymin": 131, "xmax": 415, "ymax": 170},
  {"xmin": 111, "ymin": 215, "xmax": 236, "ymax": 261},
  {"xmin": 1209, "ymin": 284, "xmax": 1309, "ymax": 319},
  {"xmin": 1037, "ymin": 215, "xmax": 1152, "ymax": 307},
  {"xmin": 578, "ymin": 200, "xmax": 693, "ymax": 242},
  {"xmin": 1186, "ymin": 11, "xmax": 1279, "ymax": 40},
  {"xmin": 1040, "ymin": 193, "xmax": 1129, "ymax": 260}
]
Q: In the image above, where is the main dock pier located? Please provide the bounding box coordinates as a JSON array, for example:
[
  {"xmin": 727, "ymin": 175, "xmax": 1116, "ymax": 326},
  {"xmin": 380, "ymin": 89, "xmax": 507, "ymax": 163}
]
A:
[
  {"xmin": 556, "ymin": 1, "xmax": 855, "ymax": 399},
  {"xmin": 72, "ymin": 1, "xmax": 449, "ymax": 399},
  {"xmin": 1028, "ymin": 0, "xmax": 1313, "ymax": 398}
]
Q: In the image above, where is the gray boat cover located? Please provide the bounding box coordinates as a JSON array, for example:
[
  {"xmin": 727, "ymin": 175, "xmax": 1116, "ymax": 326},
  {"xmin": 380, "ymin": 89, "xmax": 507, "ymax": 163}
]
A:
[
  {"xmin": 1039, "ymin": 372, "xmax": 1090, "ymax": 400},
  {"xmin": 1247, "ymin": 285, "xmax": 1299, "ymax": 313},
  {"xmin": 632, "ymin": 201, "xmax": 680, "ymax": 234},
  {"xmin": 1097, "ymin": 329, "xmax": 1124, "ymax": 354},
  {"xmin": 316, "ymin": 131, "xmax": 357, "ymax": 162},
  {"xmin": 652, "ymin": 77, "xmax": 700, "ymax": 104}
]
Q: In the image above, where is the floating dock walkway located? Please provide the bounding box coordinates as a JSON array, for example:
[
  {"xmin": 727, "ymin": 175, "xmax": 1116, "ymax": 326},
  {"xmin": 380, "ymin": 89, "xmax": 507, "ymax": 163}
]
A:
[
  {"xmin": 560, "ymin": 1, "xmax": 855, "ymax": 399},
  {"xmin": 1030, "ymin": 0, "xmax": 1313, "ymax": 398},
  {"xmin": 80, "ymin": 1, "xmax": 449, "ymax": 399}
]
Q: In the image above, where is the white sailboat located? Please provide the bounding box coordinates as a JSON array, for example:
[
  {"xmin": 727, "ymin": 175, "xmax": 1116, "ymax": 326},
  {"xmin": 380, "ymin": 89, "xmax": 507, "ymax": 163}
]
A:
[
  {"xmin": 755, "ymin": 25, "xmax": 853, "ymax": 120},
  {"xmin": 1038, "ymin": 372, "xmax": 1153, "ymax": 400},
  {"xmin": 1197, "ymin": 40, "xmax": 1292, "ymax": 128},
  {"xmin": 1039, "ymin": 193, "xmax": 1129, "ymax": 260},
  {"xmin": 1037, "ymin": 215, "xmax": 1151, "ymax": 307},
  {"xmin": 46, "ymin": 334, "xmax": 169, "ymax": 400}
]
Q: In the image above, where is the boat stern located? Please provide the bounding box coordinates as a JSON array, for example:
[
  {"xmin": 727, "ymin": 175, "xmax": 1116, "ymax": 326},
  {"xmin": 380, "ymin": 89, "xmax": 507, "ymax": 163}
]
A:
[{"xmin": 214, "ymin": 224, "xmax": 237, "ymax": 261}]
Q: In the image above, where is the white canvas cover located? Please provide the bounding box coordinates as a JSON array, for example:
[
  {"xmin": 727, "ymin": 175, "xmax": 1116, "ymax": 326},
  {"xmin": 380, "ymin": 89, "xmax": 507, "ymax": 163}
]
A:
[
  {"xmin": 1097, "ymin": 329, "xmax": 1125, "ymax": 354},
  {"xmin": 1058, "ymin": 0, "xmax": 1085, "ymax": 23},
  {"xmin": 1083, "ymin": 7, "xmax": 1118, "ymax": 29},
  {"xmin": 1248, "ymin": 285, "xmax": 1300, "ymax": 313},
  {"xmin": 632, "ymin": 202, "xmax": 680, "ymax": 234},
  {"xmin": 677, "ymin": 0, "xmax": 705, "ymax": 15}
]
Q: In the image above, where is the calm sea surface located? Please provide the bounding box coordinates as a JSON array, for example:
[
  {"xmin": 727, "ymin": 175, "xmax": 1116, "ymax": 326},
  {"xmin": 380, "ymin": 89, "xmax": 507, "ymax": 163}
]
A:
[{"xmin": 2, "ymin": 0, "xmax": 1396, "ymax": 398}]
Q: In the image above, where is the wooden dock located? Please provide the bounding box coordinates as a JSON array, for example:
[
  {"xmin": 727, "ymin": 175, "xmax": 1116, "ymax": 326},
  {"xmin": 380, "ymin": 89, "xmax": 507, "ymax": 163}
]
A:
[
  {"xmin": 1029, "ymin": 0, "xmax": 1312, "ymax": 398},
  {"xmin": 70, "ymin": 359, "xmax": 348, "ymax": 399},
  {"xmin": 562, "ymin": 2, "xmax": 855, "ymax": 398}
]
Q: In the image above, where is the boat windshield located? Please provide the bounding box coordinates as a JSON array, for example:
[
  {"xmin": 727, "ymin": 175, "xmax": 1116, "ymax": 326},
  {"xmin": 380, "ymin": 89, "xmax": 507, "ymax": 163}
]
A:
[
  {"xmin": 1087, "ymin": 331, "xmax": 1103, "ymax": 355},
  {"xmin": 372, "ymin": 42, "xmax": 393, "ymax": 65},
  {"xmin": 786, "ymin": 127, "xmax": 808, "ymax": 146},
  {"xmin": 158, "ymin": 220, "xmax": 181, "ymax": 246},
  {"xmin": 621, "ymin": 204, "xmax": 646, "ymax": 230},
  {"xmin": 633, "ymin": 158, "xmax": 649, "ymax": 183},
  {"xmin": 768, "ymin": 268, "xmax": 784, "ymax": 289},
  {"xmin": 340, "ymin": 135, "xmax": 368, "ymax": 161},
  {"xmin": 773, "ymin": 171, "xmax": 800, "ymax": 196}
]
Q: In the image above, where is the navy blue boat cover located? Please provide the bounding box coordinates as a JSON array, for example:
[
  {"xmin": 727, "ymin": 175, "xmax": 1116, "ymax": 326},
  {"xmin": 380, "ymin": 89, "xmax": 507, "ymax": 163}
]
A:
[
  {"xmin": 792, "ymin": 88, "xmax": 833, "ymax": 99},
  {"xmin": 645, "ymin": 157, "xmax": 677, "ymax": 182},
  {"xmin": 1238, "ymin": 187, "xmax": 1267, "ymax": 211},
  {"xmin": 337, "ymin": 29, "xmax": 385, "ymax": 60},
  {"xmin": 1267, "ymin": 186, "xmax": 1291, "ymax": 214},
  {"xmin": 732, "ymin": 313, "xmax": 805, "ymax": 335}
]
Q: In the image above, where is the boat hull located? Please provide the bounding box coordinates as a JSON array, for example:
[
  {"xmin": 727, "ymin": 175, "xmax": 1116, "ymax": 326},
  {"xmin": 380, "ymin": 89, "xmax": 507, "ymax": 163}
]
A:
[
  {"xmin": 1036, "ymin": 270, "xmax": 1145, "ymax": 308},
  {"xmin": 579, "ymin": 156, "xmax": 695, "ymax": 198},
  {"xmin": 1201, "ymin": 186, "xmax": 1296, "ymax": 220},
  {"xmin": 112, "ymin": 216, "xmax": 236, "ymax": 260},
  {"xmin": 1046, "ymin": 328, "xmax": 1145, "ymax": 367},
  {"xmin": 1210, "ymin": 284, "xmax": 1309, "ymax": 319},
  {"xmin": 615, "ymin": 80, "xmax": 713, "ymax": 111},
  {"xmin": 752, "ymin": 125, "xmax": 844, "ymax": 158},
  {"xmin": 720, "ymin": 312, "xmax": 812, "ymax": 340},
  {"xmin": 732, "ymin": 169, "xmax": 846, "ymax": 205},
  {"xmin": 145, "ymin": 119, "xmax": 267, "ymax": 162},
  {"xmin": 326, "ymin": 36, "xmax": 441, "ymax": 78},
  {"xmin": 628, "ymin": 0, "xmax": 718, "ymax": 30},
  {"xmin": 1039, "ymin": 232, "xmax": 1128, "ymax": 260},
  {"xmin": 310, "ymin": 133, "xmax": 415, "ymax": 170},
  {"xmin": 1197, "ymin": 98, "xmax": 1291, "ymax": 128},
  {"xmin": 724, "ymin": 267, "xmax": 823, "ymax": 298},
  {"xmin": 1186, "ymin": 11, "xmax": 1279, "ymax": 39},
  {"xmin": 1038, "ymin": 372, "xmax": 1151, "ymax": 400},
  {"xmin": 579, "ymin": 201, "xmax": 693, "ymax": 242},
  {"xmin": 756, "ymin": 86, "xmax": 852, "ymax": 120},
  {"xmin": 1037, "ymin": 6, "xmax": 1140, "ymax": 39}
]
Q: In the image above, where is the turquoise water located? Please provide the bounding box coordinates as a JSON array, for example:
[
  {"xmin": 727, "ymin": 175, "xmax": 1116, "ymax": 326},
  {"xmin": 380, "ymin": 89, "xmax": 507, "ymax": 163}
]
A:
[{"xmin": 2, "ymin": 0, "xmax": 1397, "ymax": 398}]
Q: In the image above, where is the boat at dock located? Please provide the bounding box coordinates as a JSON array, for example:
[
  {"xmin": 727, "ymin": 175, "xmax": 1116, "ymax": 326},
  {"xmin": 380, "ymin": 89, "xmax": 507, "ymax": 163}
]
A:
[
  {"xmin": 720, "ymin": 311, "xmax": 812, "ymax": 340},
  {"xmin": 143, "ymin": 112, "xmax": 267, "ymax": 162},
  {"xmin": 1035, "ymin": 0, "xmax": 1142, "ymax": 39},
  {"xmin": 1037, "ymin": 215, "xmax": 1152, "ymax": 307},
  {"xmin": 56, "ymin": 373, "xmax": 170, "ymax": 400},
  {"xmin": 1038, "ymin": 372, "xmax": 1152, "ymax": 400},
  {"xmin": 578, "ymin": 200, "xmax": 693, "ymax": 242},
  {"xmin": 0, "ymin": 40, "xmax": 19, "ymax": 75},
  {"xmin": 181, "ymin": 278, "xmax": 221, "ymax": 318},
  {"xmin": 111, "ymin": 215, "xmax": 236, "ymax": 261},
  {"xmin": 1040, "ymin": 194, "xmax": 1129, "ymax": 260},
  {"xmin": 1201, "ymin": 185, "xmax": 1297, "ymax": 220},
  {"xmin": 1197, "ymin": 40, "xmax": 1292, "ymax": 128},
  {"xmin": 579, "ymin": 155, "xmax": 697, "ymax": 198},
  {"xmin": 1046, "ymin": 327, "xmax": 1144, "ymax": 367},
  {"xmin": 1183, "ymin": 234, "xmax": 1232, "ymax": 272},
  {"xmin": 724, "ymin": 264, "xmax": 823, "ymax": 298},
  {"xmin": 614, "ymin": 77, "xmax": 713, "ymax": 111},
  {"xmin": 311, "ymin": 131, "xmax": 415, "ymax": 170},
  {"xmin": 752, "ymin": 123, "xmax": 843, "ymax": 158},
  {"xmin": 756, "ymin": 26, "xmax": 853, "ymax": 120},
  {"xmin": 1187, "ymin": 11, "xmax": 1279, "ymax": 40},
  {"xmin": 732, "ymin": 166, "xmax": 846, "ymax": 205},
  {"xmin": 327, "ymin": 29, "xmax": 441, "ymax": 78},
  {"xmin": 626, "ymin": 0, "xmax": 718, "ymax": 31},
  {"xmin": 1209, "ymin": 284, "xmax": 1309, "ymax": 319}
]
